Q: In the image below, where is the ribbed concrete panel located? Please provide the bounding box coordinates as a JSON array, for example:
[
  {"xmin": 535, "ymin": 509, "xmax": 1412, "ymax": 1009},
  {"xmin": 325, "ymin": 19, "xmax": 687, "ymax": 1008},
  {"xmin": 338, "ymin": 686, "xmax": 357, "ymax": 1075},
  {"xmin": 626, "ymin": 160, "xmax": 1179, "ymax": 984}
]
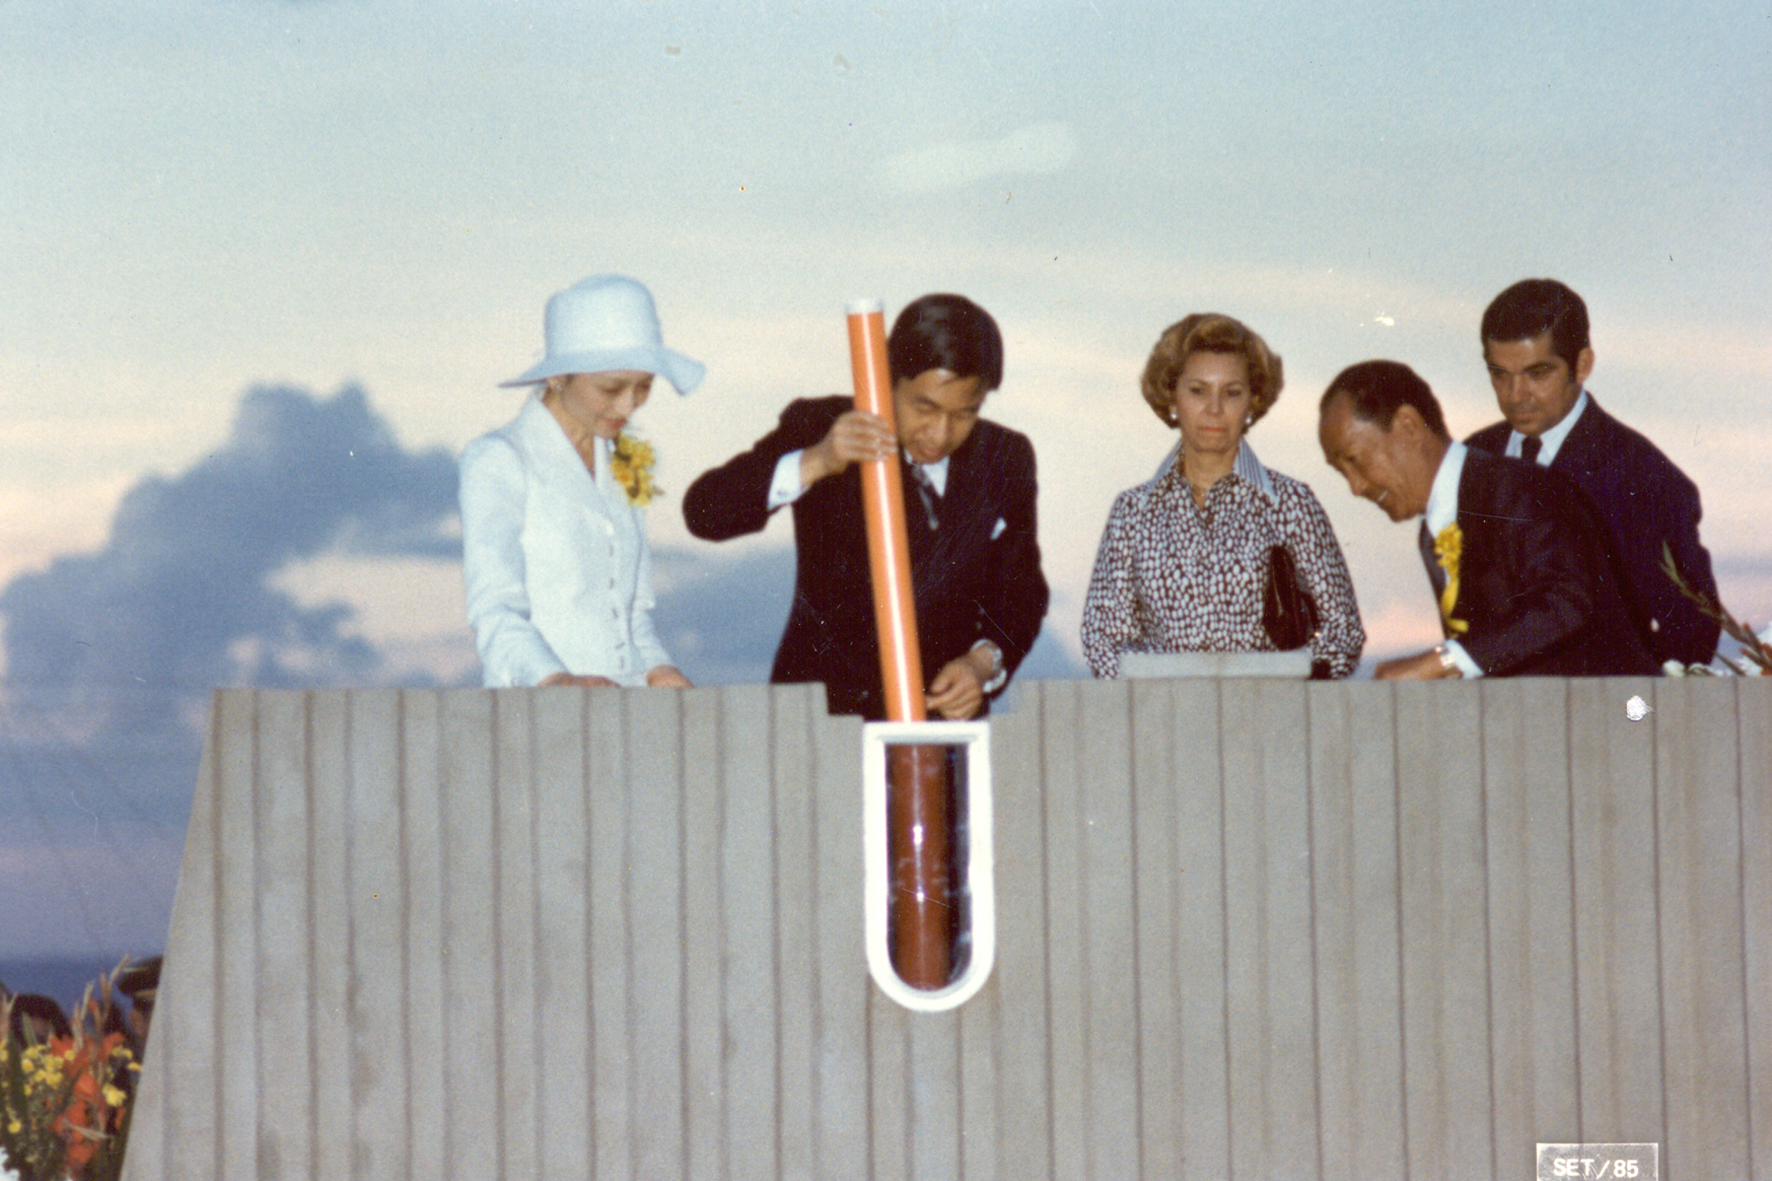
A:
[
  {"xmin": 1654, "ymin": 680, "xmax": 1751, "ymax": 1179},
  {"xmin": 1395, "ymin": 681, "xmax": 1494, "ymax": 1180},
  {"xmin": 1482, "ymin": 678, "xmax": 1580, "ymax": 1159},
  {"xmin": 123, "ymin": 679, "xmax": 1772, "ymax": 1181},
  {"xmin": 1570, "ymin": 677, "xmax": 1665, "ymax": 1149},
  {"xmin": 1742, "ymin": 686, "xmax": 1772, "ymax": 1181},
  {"xmin": 1308, "ymin": 679, "xmax": 1406, "ymax": 1179}
]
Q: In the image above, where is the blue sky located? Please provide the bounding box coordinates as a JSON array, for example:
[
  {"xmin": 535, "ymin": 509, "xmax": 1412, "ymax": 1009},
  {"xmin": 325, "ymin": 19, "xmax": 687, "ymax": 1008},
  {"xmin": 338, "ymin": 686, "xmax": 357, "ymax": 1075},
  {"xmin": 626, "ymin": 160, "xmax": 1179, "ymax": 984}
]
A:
[{"xmin": 2, "ymin": 0, "xmax": 1769, "ymax": 959}]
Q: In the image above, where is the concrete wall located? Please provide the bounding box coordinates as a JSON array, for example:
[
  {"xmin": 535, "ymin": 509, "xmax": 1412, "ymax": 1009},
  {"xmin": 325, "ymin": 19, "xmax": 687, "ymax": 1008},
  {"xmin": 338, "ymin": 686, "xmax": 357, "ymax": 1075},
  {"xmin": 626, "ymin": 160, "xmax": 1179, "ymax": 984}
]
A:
[{"xmin": 122, "ymin": 678, "xmax": 1772, "ymax": 1180}]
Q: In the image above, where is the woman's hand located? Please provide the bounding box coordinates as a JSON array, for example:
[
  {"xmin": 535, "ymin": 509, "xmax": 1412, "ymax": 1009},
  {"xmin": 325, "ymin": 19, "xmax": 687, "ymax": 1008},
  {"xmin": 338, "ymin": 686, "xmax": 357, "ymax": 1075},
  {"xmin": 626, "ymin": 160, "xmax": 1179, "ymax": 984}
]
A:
[
  {"xmin": 645, "ymin": 664, "xmax": 693, "ymax": 689},
  {"xmin": 539, "ymin": 672, "xmax": 620, "ymax": 688},
  {"xmin": 800, "ymin": 410, "xmax": 897, "ymax": 486}
]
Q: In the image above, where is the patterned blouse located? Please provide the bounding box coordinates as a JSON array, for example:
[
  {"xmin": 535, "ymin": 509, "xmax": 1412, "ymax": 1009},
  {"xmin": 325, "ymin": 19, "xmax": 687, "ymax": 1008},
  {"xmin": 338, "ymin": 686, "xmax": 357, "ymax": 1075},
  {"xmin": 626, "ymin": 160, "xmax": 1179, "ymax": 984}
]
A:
[{"xmin": 1081, "ymin": 443, "xmax": 1365, "ymax": 678}]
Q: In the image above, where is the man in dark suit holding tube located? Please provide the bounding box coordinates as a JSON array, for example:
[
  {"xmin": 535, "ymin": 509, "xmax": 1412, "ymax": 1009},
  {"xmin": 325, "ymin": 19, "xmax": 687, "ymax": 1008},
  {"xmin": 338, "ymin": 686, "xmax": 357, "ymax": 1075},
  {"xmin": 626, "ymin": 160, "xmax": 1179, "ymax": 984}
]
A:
[
  {"xmin": 1464, "ymin": 278, "xmax": 1719, "ymax": 668},
  {"xmin": 1317, "ymin": 359, "xmax": 1658, "ymax": 679},
  {"xmin": 683, "ymin": 293, "xmax": 1049, "ymax": 719}
]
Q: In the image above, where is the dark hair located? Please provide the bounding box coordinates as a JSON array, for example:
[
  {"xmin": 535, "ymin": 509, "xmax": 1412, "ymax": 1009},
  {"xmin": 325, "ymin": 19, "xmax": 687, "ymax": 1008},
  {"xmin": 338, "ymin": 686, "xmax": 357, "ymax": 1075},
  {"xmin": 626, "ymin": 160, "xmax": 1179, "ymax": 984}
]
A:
[
  {"xmin": 8, "ymin": 993, "xmax": 73, "ymax": 1043},
  {"xmin": 887, "ymin": 294, "xmax": 1004, "ymax": 391},
  {"xmin": 1480, "ymin": 278, "xmax": 1590, "ymax": 371},
  {"xmin": 1140, "ymin": 312, "xmax": 1283, "ymax": 427},
  {"xmin": 1320, "ymin": 359, "xmax": 1449, "ymax": 441}
]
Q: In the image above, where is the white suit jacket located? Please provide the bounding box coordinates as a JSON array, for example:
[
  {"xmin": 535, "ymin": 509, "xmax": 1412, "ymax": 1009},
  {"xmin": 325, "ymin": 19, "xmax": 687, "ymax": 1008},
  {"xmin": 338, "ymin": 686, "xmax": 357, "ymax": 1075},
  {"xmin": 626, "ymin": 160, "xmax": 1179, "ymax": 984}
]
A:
[{"xmin": 459, "ymin": 395, "xmax": 673, "ymax": 687}]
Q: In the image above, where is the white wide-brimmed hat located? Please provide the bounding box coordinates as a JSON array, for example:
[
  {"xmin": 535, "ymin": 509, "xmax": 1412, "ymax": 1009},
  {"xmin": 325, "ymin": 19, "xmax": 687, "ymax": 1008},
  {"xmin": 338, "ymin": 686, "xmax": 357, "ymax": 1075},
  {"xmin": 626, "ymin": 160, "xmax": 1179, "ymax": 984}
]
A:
[{"xmin": 501, "ymin": 274, "xmax": 705, "ymax": 394}]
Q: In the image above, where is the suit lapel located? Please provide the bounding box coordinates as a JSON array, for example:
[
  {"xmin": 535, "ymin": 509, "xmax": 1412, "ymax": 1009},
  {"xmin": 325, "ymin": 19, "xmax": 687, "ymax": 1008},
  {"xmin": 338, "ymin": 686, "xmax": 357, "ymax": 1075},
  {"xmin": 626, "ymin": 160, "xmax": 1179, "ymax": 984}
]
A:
[
  {"xmin": 929, "ymin": 433, "xmax": 989, "ymax": 547},
  {"xmin": 523, "ymin": 397, "xmax": 616, "ymax": 519},
  {"xmin": 1456, "ymin": 450, "xmax": 1546, "ymax": 635},
  {"xmin": 1453, "ymin": 452, "xmax": 1499, "ymax": 627},
  {"xmin": 1549, "ymin": 394, "xmax": 1606, "ymax": 479}
]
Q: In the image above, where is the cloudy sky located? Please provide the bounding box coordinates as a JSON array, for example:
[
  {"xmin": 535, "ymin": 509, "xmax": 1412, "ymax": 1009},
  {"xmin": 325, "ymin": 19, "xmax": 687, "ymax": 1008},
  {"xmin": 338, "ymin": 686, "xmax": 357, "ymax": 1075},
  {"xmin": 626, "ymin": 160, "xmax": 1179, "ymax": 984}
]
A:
[{"xmin": 3, "ymin": 0, "xmax": 1769, "ymax": 960}]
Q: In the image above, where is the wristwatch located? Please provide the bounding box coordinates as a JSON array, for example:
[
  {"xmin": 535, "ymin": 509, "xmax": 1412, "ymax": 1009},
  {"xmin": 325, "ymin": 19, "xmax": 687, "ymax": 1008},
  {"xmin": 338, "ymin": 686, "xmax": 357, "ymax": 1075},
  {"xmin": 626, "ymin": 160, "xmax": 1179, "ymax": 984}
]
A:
[
  {"xmin": 973, "ymin": 639, "xmax": 1007, "ymax": 694},
  {"xmin": 1434, "ymin": 643, "xmax": 1464, "ymax": 678}
]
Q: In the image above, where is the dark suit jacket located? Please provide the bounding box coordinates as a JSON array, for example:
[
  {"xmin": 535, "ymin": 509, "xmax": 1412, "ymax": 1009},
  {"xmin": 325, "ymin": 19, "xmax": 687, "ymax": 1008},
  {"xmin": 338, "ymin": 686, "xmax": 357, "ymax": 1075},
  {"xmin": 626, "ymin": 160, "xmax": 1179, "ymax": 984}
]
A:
[
  {"xmin": 683, "ymin": 396, "xmax": 1050, "ymax": 718},
  {"xmin": 1437, "ymin": 447, "xmax": 1658, "ymax": 677},
  {"xmin": 1467, "ymin": 396, "xmax": 1718, "ymax": 665}
]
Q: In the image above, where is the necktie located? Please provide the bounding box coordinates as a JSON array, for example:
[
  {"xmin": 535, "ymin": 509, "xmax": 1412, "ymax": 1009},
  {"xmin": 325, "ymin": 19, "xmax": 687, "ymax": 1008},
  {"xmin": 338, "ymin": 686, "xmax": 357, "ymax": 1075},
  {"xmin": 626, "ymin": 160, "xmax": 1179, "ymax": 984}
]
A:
[
  {"xmin": 1521, "ymin": 435, "xmax": 1543, "ymax": 465},
  {"xmin": 908, "ymin": 463, "xmax": 941, "ymax": 530},
  {"xmin": 1418, "ymin": 522, "xmax": 1445, "ymax": 594}
]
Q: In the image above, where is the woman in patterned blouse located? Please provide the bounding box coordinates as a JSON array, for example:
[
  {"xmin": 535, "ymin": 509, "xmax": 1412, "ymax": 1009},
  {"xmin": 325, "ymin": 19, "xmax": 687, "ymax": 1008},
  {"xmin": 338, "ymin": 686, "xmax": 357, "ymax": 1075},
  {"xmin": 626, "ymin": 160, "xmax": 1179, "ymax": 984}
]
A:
[{"xmin": 1081, "ymin": 313, "xmax": 1365, "ymax": 678}]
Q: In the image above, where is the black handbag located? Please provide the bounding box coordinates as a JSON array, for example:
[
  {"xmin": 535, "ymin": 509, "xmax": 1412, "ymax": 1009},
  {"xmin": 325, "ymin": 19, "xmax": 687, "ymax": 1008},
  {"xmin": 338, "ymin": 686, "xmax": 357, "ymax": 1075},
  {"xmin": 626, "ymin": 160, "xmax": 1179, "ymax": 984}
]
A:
[{"xmin": 1262, "ymin": 543, "xmax": 1319, "ymax": 653}]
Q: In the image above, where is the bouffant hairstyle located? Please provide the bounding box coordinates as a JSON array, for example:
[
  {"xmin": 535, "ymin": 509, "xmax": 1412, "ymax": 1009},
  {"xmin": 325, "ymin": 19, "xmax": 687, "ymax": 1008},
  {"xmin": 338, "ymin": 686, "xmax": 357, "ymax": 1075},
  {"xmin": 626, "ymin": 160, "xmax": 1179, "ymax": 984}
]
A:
[
  {"xmin": 1140, "ymin": 313, "xmax": 1283, "ymax": 428},
  {"xmin": 887, "ymin": 293, "xmax": 1004, "ymax": 392}
]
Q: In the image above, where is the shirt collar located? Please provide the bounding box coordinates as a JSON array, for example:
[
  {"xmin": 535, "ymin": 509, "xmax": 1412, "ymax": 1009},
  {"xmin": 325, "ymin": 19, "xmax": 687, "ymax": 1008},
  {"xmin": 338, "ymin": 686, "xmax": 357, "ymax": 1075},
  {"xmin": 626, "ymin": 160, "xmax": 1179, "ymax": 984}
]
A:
[
  {"xmin": 907, "ymin": 451, "xmax": 951, "ymax": 496},
  {"xmin": 1233, "ymin": 438, "xmax": 1276, "ymax": 499},
  {"xmin": 1508, "ymin": 387, "xmax": 1588, "ymax": 466},
  {"xmin": 1150, "ymin": 438, "xmax": 1274, "ymax": 501},
  {"xmin": 1424, "ymin": 440, "xmax": 1467, "ymax": 537},
  {"xmin": 526, "ymin": 392, "xmax": 615, "ymax": 496}
]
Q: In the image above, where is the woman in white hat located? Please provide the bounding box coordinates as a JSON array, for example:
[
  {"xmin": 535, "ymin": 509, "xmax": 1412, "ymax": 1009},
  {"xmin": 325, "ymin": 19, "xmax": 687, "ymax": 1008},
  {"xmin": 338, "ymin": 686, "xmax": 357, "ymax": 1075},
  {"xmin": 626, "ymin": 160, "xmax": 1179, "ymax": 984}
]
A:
[{"xmin": 460, "ymin": 274, "xmax": 704, "ymax": 687}]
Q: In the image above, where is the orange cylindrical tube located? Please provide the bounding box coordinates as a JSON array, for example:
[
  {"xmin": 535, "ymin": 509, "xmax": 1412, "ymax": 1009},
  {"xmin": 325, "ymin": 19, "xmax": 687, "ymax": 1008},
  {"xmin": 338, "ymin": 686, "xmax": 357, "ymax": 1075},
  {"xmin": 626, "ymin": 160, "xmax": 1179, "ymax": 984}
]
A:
[
  {"xmin": 850, "ymin": 299, "xmax": 955, "ymax": 990},
  {"xmin": 846, "ymin": 299, "xmax": 926, "ymax": 723}
]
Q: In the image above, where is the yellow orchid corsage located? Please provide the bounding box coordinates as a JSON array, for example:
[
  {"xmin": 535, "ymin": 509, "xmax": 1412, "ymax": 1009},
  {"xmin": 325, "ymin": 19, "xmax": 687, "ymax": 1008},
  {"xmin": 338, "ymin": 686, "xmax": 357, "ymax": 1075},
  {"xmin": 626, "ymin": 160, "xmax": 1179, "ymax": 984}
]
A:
[
  {"xmin": 1433, "ymin": 522, "xmax": 1470, "ymax": 636},
  {"xmin": 610, "ymin": 431, "xmax": 659, "ymax": 507}
]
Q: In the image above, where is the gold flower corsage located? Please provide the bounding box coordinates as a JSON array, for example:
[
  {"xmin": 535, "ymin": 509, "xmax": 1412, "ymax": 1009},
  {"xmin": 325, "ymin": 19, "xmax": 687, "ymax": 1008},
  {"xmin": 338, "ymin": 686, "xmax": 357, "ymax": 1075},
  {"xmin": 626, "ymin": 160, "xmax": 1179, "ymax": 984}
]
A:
[
  {"xmin": 1433, "ymin": 522, "xmax": 1470, "ymax": 636},
  {"xmin": 610, "ymin": 431, "xmax": 659, "ymax": 507}
]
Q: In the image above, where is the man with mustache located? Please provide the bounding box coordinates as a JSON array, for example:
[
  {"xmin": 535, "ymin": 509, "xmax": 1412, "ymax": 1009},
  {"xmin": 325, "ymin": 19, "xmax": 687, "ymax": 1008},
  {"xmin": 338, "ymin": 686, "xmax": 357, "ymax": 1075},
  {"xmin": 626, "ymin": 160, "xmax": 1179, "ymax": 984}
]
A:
[{"xmin": 1466, "ymin": 278, "xmax": 1719, "ymax": 668}]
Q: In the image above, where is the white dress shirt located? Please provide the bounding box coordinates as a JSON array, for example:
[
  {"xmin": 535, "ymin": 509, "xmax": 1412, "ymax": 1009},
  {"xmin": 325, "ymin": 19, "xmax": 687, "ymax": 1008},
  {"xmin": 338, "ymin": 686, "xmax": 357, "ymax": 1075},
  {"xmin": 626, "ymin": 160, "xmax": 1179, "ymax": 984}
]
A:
[
  {"xmin": 1423, "ymin": 441, "xmax": 1483, "ymax": 679},
  {"xmin": 459, "ymin": 394, "xmax": 673, "ymax": 687}
]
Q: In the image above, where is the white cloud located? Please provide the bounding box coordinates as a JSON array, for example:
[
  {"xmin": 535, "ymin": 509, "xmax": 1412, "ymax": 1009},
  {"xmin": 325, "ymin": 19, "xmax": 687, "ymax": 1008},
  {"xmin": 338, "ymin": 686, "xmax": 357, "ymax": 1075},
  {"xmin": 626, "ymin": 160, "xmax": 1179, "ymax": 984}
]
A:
[{"xmin": 880, "ymin": 122, "xmax": 1079, "ymax": 195}]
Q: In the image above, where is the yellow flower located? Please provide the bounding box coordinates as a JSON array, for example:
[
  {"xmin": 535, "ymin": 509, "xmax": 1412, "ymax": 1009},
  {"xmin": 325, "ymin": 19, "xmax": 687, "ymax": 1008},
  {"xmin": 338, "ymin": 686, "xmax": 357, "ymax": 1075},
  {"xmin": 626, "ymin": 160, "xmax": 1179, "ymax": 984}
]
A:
[
  {"xmin": 102, "ymin": 1083, "xmax": 128, "ymax": 1107},
  {"xmin": 1433, "ymin": 522, "xmax": 1470, "ymax": 636},
  {"xmin": 612, "ymin": 431, "xmax": 659, "ymax": 506},
  {"xmin": 7, "ymin": 1117, "xmax": 20, "ymax": 1134}
]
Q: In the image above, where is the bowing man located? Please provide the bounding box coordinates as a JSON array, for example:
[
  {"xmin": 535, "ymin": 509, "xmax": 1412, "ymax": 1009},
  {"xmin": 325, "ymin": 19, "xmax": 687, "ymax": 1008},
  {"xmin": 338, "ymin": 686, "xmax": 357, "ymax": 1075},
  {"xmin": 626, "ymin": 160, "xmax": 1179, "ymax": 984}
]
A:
[
  {"xmin": 682, "ymin": 293, "xmax": 1049, "ymax": 719},
  {"xmin": 1317, "ymin": 359, "xmax": 1658, "ymax": 680}
]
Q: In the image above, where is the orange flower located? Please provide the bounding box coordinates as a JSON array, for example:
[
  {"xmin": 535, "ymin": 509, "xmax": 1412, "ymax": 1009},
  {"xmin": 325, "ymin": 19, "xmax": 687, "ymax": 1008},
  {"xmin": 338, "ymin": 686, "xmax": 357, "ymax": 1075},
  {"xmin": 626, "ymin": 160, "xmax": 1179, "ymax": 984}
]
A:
[
  {"xmin": 71, "ymin": 1069, "xmax": 100, "ymax": 1104},
  {"xmin": 65, "ymin": 1125, "xmax": 99, "ymax": 1171}
]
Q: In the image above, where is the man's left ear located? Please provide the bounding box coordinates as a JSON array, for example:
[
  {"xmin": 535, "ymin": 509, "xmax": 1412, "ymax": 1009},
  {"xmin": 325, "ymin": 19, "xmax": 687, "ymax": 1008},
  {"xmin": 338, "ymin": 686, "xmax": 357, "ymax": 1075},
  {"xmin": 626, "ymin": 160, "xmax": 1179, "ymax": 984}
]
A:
[
  {"xmin": 1575, "ymin": 347, "xmax": 1596, "ymax": 387},
  {"xmin": 1391, "ymin": 402, "xmax": 1425, "ymax": 439}
]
